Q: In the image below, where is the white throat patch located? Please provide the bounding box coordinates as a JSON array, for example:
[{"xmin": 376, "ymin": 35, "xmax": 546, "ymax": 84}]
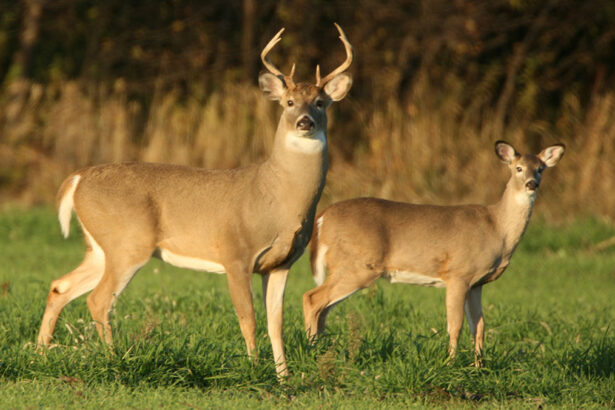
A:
[
  {"xmin": 285, "ymin": 131, "xmax": 327, "ymax": 154},
  {"xmin": 515, "ymin": 190, "xmax": 536, "ymax": 207}
]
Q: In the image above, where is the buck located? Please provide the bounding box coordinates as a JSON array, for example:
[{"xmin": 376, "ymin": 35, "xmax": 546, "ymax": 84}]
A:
[
  {"xmin": 37, "ymin": 24, "xmax": 353, "ymax": 377},
  {"xmin": 303, "ymin": 141, "xmax": 564, "ymax": 366}
]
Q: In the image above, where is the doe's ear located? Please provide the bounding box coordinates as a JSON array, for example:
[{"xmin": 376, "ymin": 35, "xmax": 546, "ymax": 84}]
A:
[
  {"xmin": 323, "ymin": 73, "xmax": 352, "ymax": 102},
  {"xmin": 538, "ymin": 143, "xmax": 565, "ymax": 167},
  {"xmin": 494, "ymin": 140, "xmax": 519, "ymax": 164},
  {"xmin": 259, "ymin": 72, "xmax": 286, "ymax": 101}
]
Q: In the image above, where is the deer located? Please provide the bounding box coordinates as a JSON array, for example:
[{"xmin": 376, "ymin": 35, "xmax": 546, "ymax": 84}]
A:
[
  {"xmin": 303, "ymin": 141, "xmax": 565, "ymax": 366},
  {"xmin": 37, "ymin": 24, "xmax": 353, "ymax": 377}
]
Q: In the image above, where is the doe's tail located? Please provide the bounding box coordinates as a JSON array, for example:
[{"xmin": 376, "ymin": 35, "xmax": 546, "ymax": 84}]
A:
[{"xmin": 309, "ymin": 214, "xmax": 328, "ymax": 286}]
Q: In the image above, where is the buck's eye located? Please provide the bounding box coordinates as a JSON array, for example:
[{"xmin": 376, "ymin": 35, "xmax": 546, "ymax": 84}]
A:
[
  {"xmin": 516, "ymin": 166, "xmax": 523, "ymax": 172},
  {"xmin": 287, "ymin": 100, "xmax": 294, "ymax": 107},
  {"xmin": 315, "ymin": 99, "xmax": 324, "ymax": 108}
]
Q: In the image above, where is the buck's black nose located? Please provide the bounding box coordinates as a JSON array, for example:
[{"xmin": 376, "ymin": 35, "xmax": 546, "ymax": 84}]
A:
[
  {"xmin": 296, "ymin": 116, "xmax": 315, "ymax": 131},
  {"xmin": 526, "ymin": 180, "xmax": 538, "ymax": 191}
]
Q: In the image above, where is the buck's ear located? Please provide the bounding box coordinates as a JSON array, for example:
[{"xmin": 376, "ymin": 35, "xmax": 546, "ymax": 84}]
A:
[
  {"xmin": 538, "ymin": 143, "xmax": 565, "ymax": 167},
  {"xmin": 259, "ymin": 72, "xmax": 286, "ymax": 101},
  {"xmin": 323, "ymin": 73, "xmax": 352, "ymax": 102},
  {"xmin": 494, "ymin": 140, "xmax": 519, "ymax": 164}
]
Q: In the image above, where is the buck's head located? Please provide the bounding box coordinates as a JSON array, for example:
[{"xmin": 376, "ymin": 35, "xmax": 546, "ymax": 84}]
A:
[
  {"xmin": 258, "ymin": 24, "xmax": 353, "ymax": 144},
  {"xmin": 495, "ymin": 141, "xmax": 565, "ymax": 199}
]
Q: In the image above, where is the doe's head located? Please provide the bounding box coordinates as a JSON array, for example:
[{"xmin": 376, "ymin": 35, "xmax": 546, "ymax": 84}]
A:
[
  {"xmin": 258, "ymin": 24, "xmax": 353, "ymax": 137},
  {"xmin": 495, "ymin": 140, "xmax": 565, "ymax": 196}
]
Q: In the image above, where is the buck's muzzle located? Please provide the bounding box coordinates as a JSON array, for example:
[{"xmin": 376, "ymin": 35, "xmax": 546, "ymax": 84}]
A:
[{"xmin": 296, "ymin": 115, "xmax": 315, "ymax": 131}]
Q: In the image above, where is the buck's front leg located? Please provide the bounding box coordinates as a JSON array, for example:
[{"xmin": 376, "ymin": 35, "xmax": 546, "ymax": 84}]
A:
[
  {"xmin": 464, "ymin": 285, "xmax": 484, "ymax": 367},
  {"xmin": 262, "ymin": 269, "xmax": 289, "ymax": 377},
  {"xmin": 226, "ymin": 262, "xmax": 257, "ymax": 359},
  {"xmin": 445, "ymin": 278, "xmax": 470, "ymax": 361}
]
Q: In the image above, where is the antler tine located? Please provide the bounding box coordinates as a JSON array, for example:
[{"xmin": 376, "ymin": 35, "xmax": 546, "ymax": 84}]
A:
[
  {"xmin": 285, "ymin": 63, "xmax": 296, "ymax": 89},
  {"xmin": 289, "ymin": 63, "xmax": 296, "ymax": 80},
  {"xmin": 316, "ymin": 23, "xmax": 353, "ymax": 87},
  {"xmin": 261, "ymin": 28, "xmax": 286, "ymax": 78},
  {"xmin": 261, "ymin": 27, "xmax": 296, "ymax": 88}
]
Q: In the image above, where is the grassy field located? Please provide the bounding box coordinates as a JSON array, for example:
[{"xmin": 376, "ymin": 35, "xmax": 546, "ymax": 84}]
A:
[{"xmin": 0, "ymin": 208, "xmax": 614, "ymax": 408}]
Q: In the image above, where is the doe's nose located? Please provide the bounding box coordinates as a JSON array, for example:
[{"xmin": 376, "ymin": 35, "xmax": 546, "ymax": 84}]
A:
[
  {"xmin": 526, "ymin": 180, "xmax": 538, "ymax": 191},
  {"xmin": 296, "ymin": 115, "xmax": 315, "ymax": 131}
]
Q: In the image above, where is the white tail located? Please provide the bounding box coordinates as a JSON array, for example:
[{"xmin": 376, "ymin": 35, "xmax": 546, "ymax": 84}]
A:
[
  {"xmin": 309, "ymin": 216, "xmax": 328, "ymax": 286},
  {"xmin": 37, "ymin": 24, "xmax": 354, "ymax": 378},
  {"xmin": 303, "ymin": 141, "xmax": 565, "ymax": 366},
  {"xmin": 57, "ymin": 175, "xmax": 80, "ymax": 238}
]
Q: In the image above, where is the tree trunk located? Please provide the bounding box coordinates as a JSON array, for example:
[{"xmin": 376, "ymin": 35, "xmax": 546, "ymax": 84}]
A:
[
  {"xmin": 3, "ymin": 0, "xmax": 45, "ymax": 135},
  {"xmin": 241, "ymin": 0, "xmax": 256, "ymax": 83}
]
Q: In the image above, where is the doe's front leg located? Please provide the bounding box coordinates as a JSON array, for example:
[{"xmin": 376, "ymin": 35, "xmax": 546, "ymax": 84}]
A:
[
  {"xmin": 445, "ymin": 278, "xmax": 470, "ymax": 361},
  {"xmin": 464, "ymin": 285, "xmax": 484, "ymax": 367}
]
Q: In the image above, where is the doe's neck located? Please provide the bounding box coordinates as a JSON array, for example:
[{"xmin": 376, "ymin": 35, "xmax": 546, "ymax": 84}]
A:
[{"xmin": 488, "ymin": 179, "xmax": 537, "ymax": 254}]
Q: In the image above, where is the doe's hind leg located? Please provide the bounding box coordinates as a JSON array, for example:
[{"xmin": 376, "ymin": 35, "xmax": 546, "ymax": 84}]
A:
[
  {"xmin": 303, "ymin": 268, "xmax": 373, "ymax": 340},
  {"xmin": 38, "ymin": 249, "xmax": 105, "ymax": 346}
]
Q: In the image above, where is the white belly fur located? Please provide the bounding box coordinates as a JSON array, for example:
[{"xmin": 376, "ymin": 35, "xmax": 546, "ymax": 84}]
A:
[
  {"xmin": 386, "ymin": 270, "xmax": 446, "ymax": 288},
  {"xmin": 159, "ymin": 248, "xmax": 225, "ymax": 274}
]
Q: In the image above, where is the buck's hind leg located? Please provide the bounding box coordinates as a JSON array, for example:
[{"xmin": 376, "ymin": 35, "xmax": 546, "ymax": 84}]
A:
[
  {"xmin": 86, "ymin": 248, "xmax": 150, "ymax": 345},
  {"xmin": 38, "ymin": 249, "xmax": 105, "ymax": 346}
]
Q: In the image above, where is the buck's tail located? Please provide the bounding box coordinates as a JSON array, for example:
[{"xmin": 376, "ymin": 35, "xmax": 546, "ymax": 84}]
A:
[{"xmin": 57, "ymin": 174, "xmax": 81, "ymax": 238}]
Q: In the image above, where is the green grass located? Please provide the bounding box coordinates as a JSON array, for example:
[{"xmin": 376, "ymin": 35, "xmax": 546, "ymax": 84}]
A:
[{"xmin": 1, "ymin": 208, "xmax": 614, "ymax": 408}]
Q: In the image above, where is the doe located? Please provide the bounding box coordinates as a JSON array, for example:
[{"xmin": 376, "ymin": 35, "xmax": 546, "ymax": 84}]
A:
[{"xmin": 303, "ymin": 141, "xmax": 564, "ymax": 366}]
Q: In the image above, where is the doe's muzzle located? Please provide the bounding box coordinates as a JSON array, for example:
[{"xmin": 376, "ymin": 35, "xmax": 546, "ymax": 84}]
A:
[{"xmin": 526, "ymin": 180, "xmax": 538, "ymax": 191}]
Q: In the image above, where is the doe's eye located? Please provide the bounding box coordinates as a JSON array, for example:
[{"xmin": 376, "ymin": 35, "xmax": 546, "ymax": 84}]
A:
[
  {"xmin": 287, "ymin": 100, "xmax": 294, "ymax": 107},
  {"xmin": 315, "ymin": 99, "xmax": 324, "ymax": 108},
  {"xmin": 516, "ymin": 166, "xmax": 523, "ymax": 172}
]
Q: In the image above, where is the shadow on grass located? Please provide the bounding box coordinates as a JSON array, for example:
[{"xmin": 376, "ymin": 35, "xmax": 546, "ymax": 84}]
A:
[{"xmin": 1, "ymin": 338, "xmax": 281, "ymax": 390}]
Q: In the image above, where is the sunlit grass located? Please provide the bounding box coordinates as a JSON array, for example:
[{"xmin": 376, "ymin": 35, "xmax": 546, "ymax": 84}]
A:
[{"xmin": 0, "ymin": 208, "xmax": 614, "ymax": 407}]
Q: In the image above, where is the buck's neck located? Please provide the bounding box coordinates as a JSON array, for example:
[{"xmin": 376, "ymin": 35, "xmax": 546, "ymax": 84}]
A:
[
  {"xmin": 488, "ymin": 179, "xmax": 536, "ymax": 256},
  {"xmin": 262, "ymin": 125, "xmax": 329, "ymax": 212}
]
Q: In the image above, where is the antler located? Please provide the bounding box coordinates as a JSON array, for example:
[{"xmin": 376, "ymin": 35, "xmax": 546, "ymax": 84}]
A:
[
  {"xmin": 315, "ymin": 23, "xmax": 353, "ymax": 87},
  {"xmin": 261, "ymin": 28, "xmax": 296, "ymax": 89}
]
